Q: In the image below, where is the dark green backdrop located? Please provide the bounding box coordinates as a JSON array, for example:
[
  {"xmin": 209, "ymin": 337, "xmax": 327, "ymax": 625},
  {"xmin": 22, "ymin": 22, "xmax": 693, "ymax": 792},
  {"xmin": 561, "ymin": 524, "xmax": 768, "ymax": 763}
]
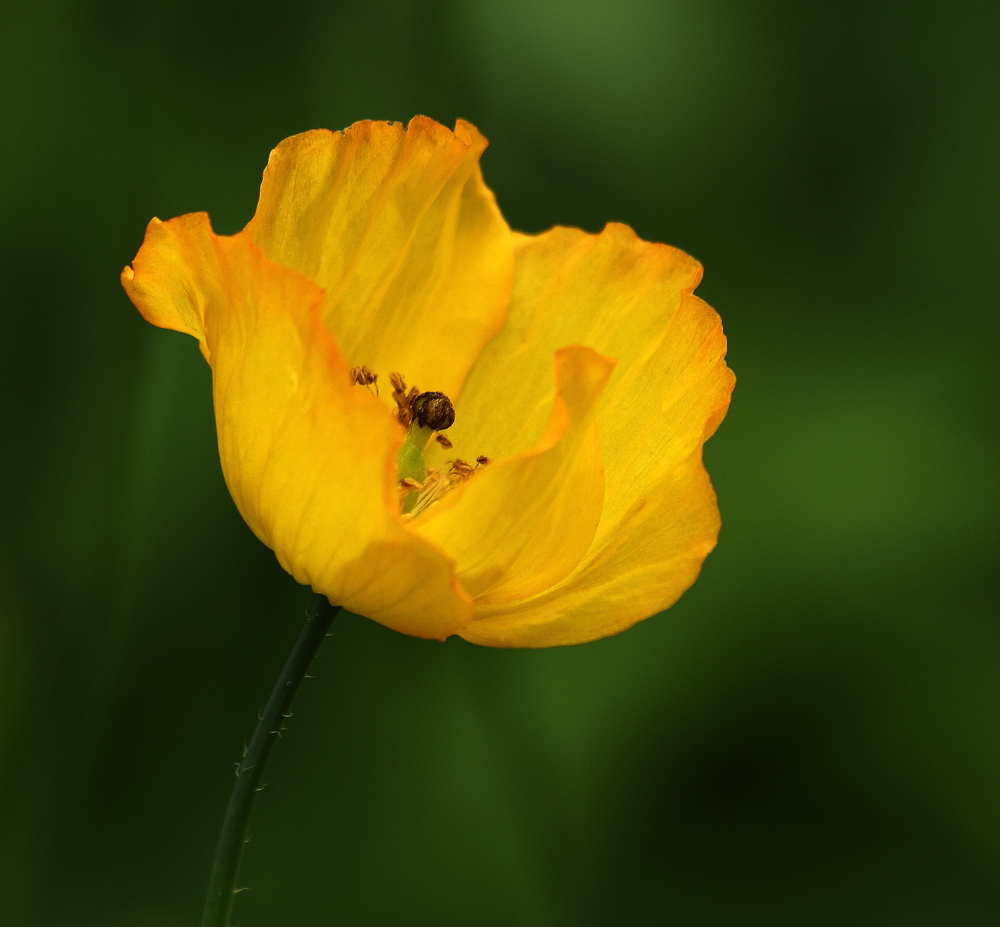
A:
[{"xmin": 1, "ymin": 1, "xmax": 998, "ymax": 924}]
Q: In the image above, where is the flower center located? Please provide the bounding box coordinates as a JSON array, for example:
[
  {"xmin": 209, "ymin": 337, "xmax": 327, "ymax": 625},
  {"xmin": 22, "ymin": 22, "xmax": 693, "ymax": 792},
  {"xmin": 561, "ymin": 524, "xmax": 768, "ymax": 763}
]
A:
[{"xmin": 351, "ymin": 368, "xmax": 489, "ymax": 515}]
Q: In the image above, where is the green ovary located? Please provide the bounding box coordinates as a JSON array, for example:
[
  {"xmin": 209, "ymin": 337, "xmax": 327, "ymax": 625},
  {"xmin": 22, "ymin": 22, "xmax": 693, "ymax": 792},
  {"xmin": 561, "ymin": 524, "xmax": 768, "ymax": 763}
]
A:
[{"xmin": 396, "ymin": 424, "xmax": 434, "ymax": 513}]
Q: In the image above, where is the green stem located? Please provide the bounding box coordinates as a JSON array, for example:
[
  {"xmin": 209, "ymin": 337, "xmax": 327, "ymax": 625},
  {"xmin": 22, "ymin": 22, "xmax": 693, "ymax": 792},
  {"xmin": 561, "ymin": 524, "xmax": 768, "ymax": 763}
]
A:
[{"xmin": 201, "ymin": 594, "xmax": 340, "ymax": 927}]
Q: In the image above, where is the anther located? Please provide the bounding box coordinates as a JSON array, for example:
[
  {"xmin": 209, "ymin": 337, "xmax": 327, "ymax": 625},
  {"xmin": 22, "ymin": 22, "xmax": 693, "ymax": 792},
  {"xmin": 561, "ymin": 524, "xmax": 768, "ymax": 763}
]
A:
[
  {"xmin": 412, "ymin": 392, "xmax": 456, "ymax": 431},
  {"xmin": 435, "ymin": 433, "xmax": 453, "ymax": 449},
  {"xmin": 349, "ymin": 365, "xmax": 378, "ymax": 387},
  {"xmin": 450, "ymin": 459, "xmax": 475, "ymax": 479},
  {"xmin": 390, "ymin": 372, "xmax": 417, "ymax": 427},
  {"xmin": 398, "ymin": 477, "xmax": 423, "ymax": 496}
]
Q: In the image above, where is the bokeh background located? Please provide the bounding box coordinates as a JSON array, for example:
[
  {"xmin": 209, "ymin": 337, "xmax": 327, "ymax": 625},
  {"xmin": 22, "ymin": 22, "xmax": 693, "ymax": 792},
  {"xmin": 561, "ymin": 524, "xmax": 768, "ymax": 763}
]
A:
[{"xmin": 2, "ymin": 0, "xmax": 998, "ymax": 924}]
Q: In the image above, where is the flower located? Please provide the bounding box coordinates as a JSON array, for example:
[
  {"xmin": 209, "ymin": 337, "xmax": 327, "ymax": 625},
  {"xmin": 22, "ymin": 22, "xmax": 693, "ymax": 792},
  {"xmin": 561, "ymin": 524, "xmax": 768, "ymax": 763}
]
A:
[{"xmin": 121, "ymin": 116, "xmax": 734, "ymax": 647}]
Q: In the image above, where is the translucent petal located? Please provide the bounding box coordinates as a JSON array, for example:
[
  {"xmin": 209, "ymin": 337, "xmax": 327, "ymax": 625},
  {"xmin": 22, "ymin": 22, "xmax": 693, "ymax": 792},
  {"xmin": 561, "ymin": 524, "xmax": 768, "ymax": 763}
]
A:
[
  {"xmin": 415, "ymin": 345, "xmax": 613, "ymax": 604},
  {"xmin": 122, "ymin": 213, "xmax": 473, "ymax": 639},
  {"xmin": 447, "ymin": 223, "xmax": 733, "ymax": 646},
  {"xmin": 246, "ymin": 117, "xmax": 513, "ymax": 402}
]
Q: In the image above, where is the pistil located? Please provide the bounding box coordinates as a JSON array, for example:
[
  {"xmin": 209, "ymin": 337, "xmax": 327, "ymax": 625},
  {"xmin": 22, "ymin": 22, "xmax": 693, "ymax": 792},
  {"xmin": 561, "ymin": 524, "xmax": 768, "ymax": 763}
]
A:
[
  {"xmin": 353, "ymin": 368, "xmax": 485, "ymax": 516},
  {"xmin": 388, "ymin": 373, "xmax": 456, "ymax": 514}
]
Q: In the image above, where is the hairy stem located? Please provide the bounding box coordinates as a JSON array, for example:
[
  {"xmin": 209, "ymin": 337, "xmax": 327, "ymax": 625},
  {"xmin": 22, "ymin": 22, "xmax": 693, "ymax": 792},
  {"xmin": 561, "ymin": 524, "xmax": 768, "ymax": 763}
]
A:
[{"xmin": 201, "ymin": 594, "xmax": 339, "ymax": 927}]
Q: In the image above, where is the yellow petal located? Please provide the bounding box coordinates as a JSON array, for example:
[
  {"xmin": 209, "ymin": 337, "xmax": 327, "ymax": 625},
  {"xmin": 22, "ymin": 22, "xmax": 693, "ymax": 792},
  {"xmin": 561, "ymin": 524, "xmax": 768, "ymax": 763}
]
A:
[
  {"xmin": 122, "ymin": 213, "xmax": 473, "ymax": 639},
  {"xmin": 414, "ymin": 345, "xmax": 614, "ymax": 604},
  {"xmin": 461, "ymin": 459, "xmax": 722, "ymax": 647},
  {"xmin": 246, "ymin": 117, "xmax": 513, "ymax": 401},
  {"xmin": 451, "ymin": 223, "xmax": 734, "ymax": 647},
  {"xmin": 121, "ymin": 213, "xmax": 214, "ymax": 347}
]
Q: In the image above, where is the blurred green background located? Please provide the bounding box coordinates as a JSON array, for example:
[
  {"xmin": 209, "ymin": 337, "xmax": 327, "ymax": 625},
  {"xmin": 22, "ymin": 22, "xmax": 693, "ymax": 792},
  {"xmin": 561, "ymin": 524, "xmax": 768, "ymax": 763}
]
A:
[{"xmin": 1, "ymin": 0, "xmax": 998, "ymax": 924}]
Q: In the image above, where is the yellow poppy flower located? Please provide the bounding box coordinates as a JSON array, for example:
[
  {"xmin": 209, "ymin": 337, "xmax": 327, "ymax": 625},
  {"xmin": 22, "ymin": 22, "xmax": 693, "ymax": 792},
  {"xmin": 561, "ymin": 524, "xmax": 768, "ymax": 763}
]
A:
[{"xmin": 121, "ymin": 116, "xmax": 734, "ymax": 648}]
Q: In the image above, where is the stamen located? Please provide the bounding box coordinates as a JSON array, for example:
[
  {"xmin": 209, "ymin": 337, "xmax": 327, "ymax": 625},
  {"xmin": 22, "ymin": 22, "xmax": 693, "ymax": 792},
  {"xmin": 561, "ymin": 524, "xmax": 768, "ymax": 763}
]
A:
[
  {"xmin": 389, "ymin": 374, "xmax": 485, "ymax": 516},
  {"xmin": 450, "ymin": 458, "xmax": 475, "ymax": 480},
  {"xmin": 404, "ymin": 456, "xmax": 490, "ymax": 519},
  {"xmin": 390, "ymin": 372, "xmax": 416, "ymax": 427},
  {"xmin": 349, "ymin": 368, "xmax": 485, "ymax": 515},
  {"xmin": 349, "ymin": 365, "xmax": 378, "ymax": 391},
  {"xmin": 397, "ymin": 477, "xmax": 423, "ymax": 499}
]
